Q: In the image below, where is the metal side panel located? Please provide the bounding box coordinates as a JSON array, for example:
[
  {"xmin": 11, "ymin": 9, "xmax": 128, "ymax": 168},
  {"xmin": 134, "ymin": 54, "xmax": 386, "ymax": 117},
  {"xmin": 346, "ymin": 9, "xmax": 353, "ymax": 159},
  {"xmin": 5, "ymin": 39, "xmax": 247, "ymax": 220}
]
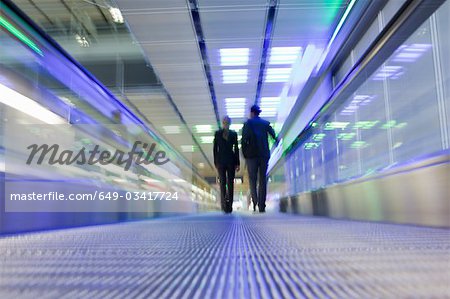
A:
[{"xmin": 285, "ymin": 160, "xmax": 450, "ymax": 227}]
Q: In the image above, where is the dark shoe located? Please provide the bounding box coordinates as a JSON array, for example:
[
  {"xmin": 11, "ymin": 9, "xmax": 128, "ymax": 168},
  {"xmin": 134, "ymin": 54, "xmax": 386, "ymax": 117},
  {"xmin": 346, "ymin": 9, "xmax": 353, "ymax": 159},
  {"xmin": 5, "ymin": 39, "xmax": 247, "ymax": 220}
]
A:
[{"xmin": 253, "ymin": 203, "xmax": 256, "ymax": 212}]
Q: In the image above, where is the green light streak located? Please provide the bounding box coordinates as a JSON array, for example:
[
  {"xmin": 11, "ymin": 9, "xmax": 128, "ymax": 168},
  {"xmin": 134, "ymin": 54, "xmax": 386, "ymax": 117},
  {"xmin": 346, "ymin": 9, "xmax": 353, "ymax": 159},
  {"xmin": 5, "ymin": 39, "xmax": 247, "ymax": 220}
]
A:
[
  {"xmin": 328, "ymin": 0, "xmax": 357, "ymax": 46},
  {"xmin": 381, "ymin": 120, "xmax": 397, "ymax": 129},
  {"xmin": 337, "ymin": 132, "xmax": 355, "ymax": 140},
  {"xmin": 353, "ymin": 120, "xmax": 379, "ymax": 130},
  {"xmin": 312, "ymin": 133, "xmax": 326, "ymax": 141},
  {"xmin": 395, "ymin": 122, "xmax": 407, "ymax": 128},
  {"xmin": 304, "ymin": 142, "xmax": 320, "ymax": 150},
  {"xmin": 351, "ymin": 141, "xmax": 368, "ymax": 149},
  {"xmin": 322, "ymin": 0, "xmax": 345, "ymax": 24},
  {"xmin": 0, "ymin": 15, "xmax": 43, "ymax": 56},
  {"xmin": 324, "ymin": 122, "xmax": 349, "ymax": 130}
]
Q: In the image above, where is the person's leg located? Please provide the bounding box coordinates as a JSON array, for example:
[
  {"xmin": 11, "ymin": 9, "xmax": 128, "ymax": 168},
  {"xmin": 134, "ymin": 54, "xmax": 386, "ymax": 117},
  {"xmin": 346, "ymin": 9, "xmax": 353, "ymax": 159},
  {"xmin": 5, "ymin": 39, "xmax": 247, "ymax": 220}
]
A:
[
  {"xmin": 226, "ymin": 164, "xmax": 235, "ymax": 213},
  {"xmin": 217, "ymin": 165, "xmax": 227, "ymax": 212},
  {"xmin": 246, "ymin": 158, "xmax": 258, "ymax": 211},
  {"xmin": 257, "ymin": 158, "xmax": 269, "ymax": 212}
]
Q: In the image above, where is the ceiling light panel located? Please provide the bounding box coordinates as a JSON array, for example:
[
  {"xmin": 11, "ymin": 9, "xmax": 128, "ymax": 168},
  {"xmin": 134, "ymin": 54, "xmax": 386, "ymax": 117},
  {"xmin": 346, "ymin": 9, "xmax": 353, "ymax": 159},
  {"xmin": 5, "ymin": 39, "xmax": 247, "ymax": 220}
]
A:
[
  {"xmin": 200, "ymin": 136, "xmax": 215, "ymax": 144},
  {"xmin": 269, "ymin": 47, "xmax": 302, "ymax": 65},
  {"xmin": 222, "ymin": 69, "xmax": 248, "ymax": 84},
  {"xmin": 163, "ymin": 125, "xmax": 181, "ymax": 134},
  {"xmin": 265, "ymin": 68, "xmax": 292, "ymax": 82},
  {"xmin": 220, "ymin": 48, "xmax": 250, "ymax": 66},
  {"xmin": 225, "ymin": 97, "xmax": 247, "ymax": 118},
  {"xmin": 194, "ymin": 125, "xmax": 213, "ymax": 133},
  {"xmin": 181, "ymin": 145, "xmax": 196, "ymax": 152},
  {"xmin": 260, "ymin": 96, "xmax": 280, "ymax": 104},
  {"xmin": 259, "ymin": 97, "xmax": 280, "ymax": 118}
]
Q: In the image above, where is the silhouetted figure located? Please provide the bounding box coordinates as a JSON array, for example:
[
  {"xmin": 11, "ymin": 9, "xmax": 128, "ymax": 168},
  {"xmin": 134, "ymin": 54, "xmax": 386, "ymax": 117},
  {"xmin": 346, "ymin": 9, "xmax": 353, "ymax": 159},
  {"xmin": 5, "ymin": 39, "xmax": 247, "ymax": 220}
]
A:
[
  {"xmin": 242, "ymin": 105, "xmax": 278, "ymax": 213},
  {"xmin": 213, "ymin": 116, "xmax": 240, "ymax": 213}
]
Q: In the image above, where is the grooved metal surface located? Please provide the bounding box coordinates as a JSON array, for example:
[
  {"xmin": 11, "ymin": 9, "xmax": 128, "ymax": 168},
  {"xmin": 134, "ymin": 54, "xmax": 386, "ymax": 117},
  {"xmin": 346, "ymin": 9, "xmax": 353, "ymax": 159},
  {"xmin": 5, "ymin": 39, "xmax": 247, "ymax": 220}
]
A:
[{"xmin": 1, "ymin": 214, "xmax": 449, "ymax": 298}]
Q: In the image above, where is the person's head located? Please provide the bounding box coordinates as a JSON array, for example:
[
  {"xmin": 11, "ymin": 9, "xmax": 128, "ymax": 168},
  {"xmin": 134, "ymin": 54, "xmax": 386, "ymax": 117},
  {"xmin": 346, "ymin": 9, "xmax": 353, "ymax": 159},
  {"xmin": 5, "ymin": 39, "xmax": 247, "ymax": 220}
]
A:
[
  {"xmin": 250, "ymin": 105, "xmax": 261, "ymax": 118},
  {"xmin": 222, "ymin": 116, "xmax": 231, "ymax": 130}
]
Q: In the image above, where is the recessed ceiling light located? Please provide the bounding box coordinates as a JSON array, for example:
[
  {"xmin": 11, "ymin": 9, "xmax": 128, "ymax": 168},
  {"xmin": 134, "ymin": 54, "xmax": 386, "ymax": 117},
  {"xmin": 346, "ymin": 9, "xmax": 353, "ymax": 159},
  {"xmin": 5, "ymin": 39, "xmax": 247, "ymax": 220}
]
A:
[
  {"xmin": 163, "ymin": 125, "xmax": 180, "ymax": 134},
  {"xmin": 222, "ymin": 69, "xmax": 248, "ymax": 84},
  {"xmin": 200, "ymin": 136, "xmax": 214, "ymax": 144},
  {"xmin": 225, "ymin": 98, "xmax": 246, "ymax": 106},
  {"xmin": 194, "ymin": 125, "xmax": 213, "ymax": 133},
  {"xmin": 220, "ymin": 48, "xmax": 250, "ymax": 66},
  {"xmin": 225, "ymin": 98, "xmax": 246, "ymax": 118},
  {"xmin": 181, "ymin": 145, "xmax": 196, "ymax": 152},
  {"xmin": 265, "ymin": 68, "xmax": 292, "ymax": 82},
  {"xmin": 269, "ymin": 47, "xmax": 301, "ymax": 65}
]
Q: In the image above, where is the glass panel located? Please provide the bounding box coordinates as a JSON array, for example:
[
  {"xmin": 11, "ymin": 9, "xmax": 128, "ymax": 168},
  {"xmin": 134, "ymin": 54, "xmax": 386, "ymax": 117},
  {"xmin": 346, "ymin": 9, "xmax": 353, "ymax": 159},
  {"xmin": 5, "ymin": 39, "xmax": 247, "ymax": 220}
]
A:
[
  {"xmin": 271, "ymin": 1, "xmax": 450, "ymax": 197},
  {"xmin": 385, "ymin": 19, "xmax": 442, "ymax": 162},
  {"xmin": 435, "ymin": 1, "xmax": 450, "ymax": 143}
]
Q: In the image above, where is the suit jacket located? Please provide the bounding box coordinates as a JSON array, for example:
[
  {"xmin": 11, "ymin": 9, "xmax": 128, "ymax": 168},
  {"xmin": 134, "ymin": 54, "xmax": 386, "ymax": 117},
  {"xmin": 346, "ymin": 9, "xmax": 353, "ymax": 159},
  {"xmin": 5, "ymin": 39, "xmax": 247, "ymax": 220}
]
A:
[
  {"xmin": 213, "ymin": 129, "xmax": 240, "ymax": 167},
  {"xmin": 242, "ymin": 117, "xmax": 278, "ymax": 160}
]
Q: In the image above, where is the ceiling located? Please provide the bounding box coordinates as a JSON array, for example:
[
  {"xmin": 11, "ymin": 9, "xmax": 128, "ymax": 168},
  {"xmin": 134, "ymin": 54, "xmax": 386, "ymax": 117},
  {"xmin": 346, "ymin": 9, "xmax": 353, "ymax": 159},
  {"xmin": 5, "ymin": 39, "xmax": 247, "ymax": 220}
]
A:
[{"xmin": 10, "ymin": 0, "xmax": 349, "ymax": 188}]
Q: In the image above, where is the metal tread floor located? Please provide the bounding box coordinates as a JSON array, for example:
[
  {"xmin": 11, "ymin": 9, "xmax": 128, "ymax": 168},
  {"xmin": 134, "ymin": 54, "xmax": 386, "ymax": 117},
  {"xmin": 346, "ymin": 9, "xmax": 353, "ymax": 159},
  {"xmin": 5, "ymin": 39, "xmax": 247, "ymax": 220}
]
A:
[{"xmin": 1, "ymin": 213, "xmax": 449, "ymax": 299}]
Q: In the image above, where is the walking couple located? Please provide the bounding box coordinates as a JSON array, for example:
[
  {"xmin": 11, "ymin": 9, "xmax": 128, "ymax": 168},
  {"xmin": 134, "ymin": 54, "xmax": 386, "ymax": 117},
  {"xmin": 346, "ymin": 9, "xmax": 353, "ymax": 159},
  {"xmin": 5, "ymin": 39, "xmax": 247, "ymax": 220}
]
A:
[{"xmin": 213, "ymin": 105, "xmax": 279, "ymax": 214}]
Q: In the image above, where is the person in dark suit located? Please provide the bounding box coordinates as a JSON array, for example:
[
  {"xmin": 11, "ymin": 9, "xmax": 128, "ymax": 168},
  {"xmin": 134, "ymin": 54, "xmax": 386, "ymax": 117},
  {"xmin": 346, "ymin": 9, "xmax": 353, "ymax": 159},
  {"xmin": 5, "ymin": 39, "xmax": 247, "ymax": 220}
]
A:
[
  {"xmin": 242, "ymin": 105, "xmax": 279, "ymax": 213},
  {"xmin": 213, "ymin": 116, "xmax": 240, "ymax": 213}
]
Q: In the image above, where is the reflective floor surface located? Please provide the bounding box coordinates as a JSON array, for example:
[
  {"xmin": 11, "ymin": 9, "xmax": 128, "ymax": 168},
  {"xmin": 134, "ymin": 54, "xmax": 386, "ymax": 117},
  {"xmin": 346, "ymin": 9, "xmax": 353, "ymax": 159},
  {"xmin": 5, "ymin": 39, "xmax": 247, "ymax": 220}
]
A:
[{"xmin": 1, "ymin": 213, "xmax": 449, "ymax": 298}]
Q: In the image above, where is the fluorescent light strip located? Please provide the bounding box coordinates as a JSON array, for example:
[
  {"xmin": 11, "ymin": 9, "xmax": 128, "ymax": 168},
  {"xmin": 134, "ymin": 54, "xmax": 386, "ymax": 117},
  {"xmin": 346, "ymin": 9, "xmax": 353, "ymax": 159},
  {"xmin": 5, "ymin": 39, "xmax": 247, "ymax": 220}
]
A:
[
  {"xmin": 200, "ymin": 136, "xmax": 214, "ymax": 144},
  {"xmin": 269, "ymin": 47, "xmax": 301, "ymax": 65},
  {"xmin": 226, "ymin": 99, "xmax": 246, "ymax": 103},
  {"xmin": 222, "ymin": 69, "xmax": 248, "ymax": 84},
  {"xmin": 260, "ymin": 97, "xmax": 280, "ymax": 105},
  {"xmin": 225, "ymin": 98, "xmax": 246, "ymax": 117},
  {"xmin": 0, "ymin": 83, "xmax": 65, "ymax": 124},
  {"xmin": 315, "ymin": 0, "xmax": 357, "ymax": 72},
  {"xmin": 163, "ymin": 125, "xmax": 180, "ymax": 134},
  {"xmin": 194, "ymin": 125, "xmax": 212, "ymax": 133},
  {"xmin": 265, "ymin": 68, "xmax": 292, "ymax": 82},
  {"xmin": 260, "ymin": 112, "xmax": 277, "ymax": 117},
  {"xmin": 220, "ymin": 48, "xmax": 250, "ymax": 66},
  {"xmin": 181, "ymin": 145, "xmax": 195, "ymax": 152}
]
